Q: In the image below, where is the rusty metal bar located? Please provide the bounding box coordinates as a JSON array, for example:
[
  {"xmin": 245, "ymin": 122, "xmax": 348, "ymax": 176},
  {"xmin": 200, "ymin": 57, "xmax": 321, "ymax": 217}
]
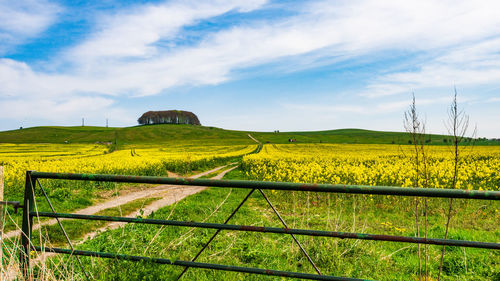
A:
[
  {"xmin": 0, "ymin": 201, "xmax": 22, "ymax": 213},
  {"xmin": 31, "ymin": 171, "xmax": 500, "ymax": 200},
  {"xmin": 177, "ymin": 188, "xmax": 256, "ymax": 280},
  {"xmin": 0, "ymin": 201, "xmax": 21, "ymax": 207},
  {"xmin": 34, "ymin": 212, "xmax": 500, "ymax": 249},
  {"xmin": 34, "ymin": 246, "xmax": 367, "ymax": 281}
]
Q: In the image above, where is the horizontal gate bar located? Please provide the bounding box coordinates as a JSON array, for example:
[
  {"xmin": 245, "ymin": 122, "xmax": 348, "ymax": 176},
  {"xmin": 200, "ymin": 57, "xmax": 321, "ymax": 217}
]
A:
[
  {"xmin": 34, "ymin": 246, "xmax": 367, "ymax": 281},
  {"xmin": 30, "ymin": 172, "xmax": 500, "ymax": 200},
  {"xmin": 34, "ymin": 212, "xmax": 500, "ymax": 249}
]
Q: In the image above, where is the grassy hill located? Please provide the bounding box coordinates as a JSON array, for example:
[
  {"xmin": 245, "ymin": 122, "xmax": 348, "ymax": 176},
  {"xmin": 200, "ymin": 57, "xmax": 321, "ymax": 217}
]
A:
[
  {"xmin": 0, "ymin": 124, "xmax": 496, "ymax": 145},
  {"xmin": 252, "ymin": 128, "xmax": 444, "ymax": 144},
  {"xmin": 0, "ymin": 125, "xmax": 253, "ymax": 146}
]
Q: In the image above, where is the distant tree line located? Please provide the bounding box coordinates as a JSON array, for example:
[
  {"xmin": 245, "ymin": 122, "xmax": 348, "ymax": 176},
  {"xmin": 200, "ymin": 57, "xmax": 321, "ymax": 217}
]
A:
[{"xmin": 138, "ymin": 110, "xmax": 201, "ymax": 125}]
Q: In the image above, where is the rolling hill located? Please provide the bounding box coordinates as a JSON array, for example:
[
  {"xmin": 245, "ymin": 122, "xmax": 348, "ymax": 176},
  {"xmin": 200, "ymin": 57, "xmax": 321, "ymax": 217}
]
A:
[{"xmin": 1, "ymin": 124, "xmax": 492, "ymax": 146}]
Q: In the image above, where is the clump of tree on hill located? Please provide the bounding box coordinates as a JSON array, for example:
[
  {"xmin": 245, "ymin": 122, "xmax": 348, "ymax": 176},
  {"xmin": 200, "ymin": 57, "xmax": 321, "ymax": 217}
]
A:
[{"xmin": 137, "ymin": 110, "xmax": 201, "ymax": 125}]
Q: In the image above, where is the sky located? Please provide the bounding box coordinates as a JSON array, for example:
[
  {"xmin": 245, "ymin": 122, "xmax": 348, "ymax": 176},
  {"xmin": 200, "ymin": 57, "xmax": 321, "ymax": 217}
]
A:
[{"xmin": 1, "ymin": 0, "xmax": 499, "ymax": 137}]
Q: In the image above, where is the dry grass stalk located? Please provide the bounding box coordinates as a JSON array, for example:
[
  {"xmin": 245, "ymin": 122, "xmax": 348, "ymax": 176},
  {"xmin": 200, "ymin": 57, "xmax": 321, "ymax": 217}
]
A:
[{"xmin": 437, "ymin": 89, "xmax": 475, "ymax": 281}]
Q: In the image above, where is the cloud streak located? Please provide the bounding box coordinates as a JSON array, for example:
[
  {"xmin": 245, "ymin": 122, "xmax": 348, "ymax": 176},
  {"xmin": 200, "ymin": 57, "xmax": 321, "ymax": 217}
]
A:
[
  {"xmin": 1, "ymin": 0, "xmax": 500, "ymax": 133},
  {"xmin": 0, "ymin": 0, "xmax": 61, "ymax": 54},
  {"xmin": 69, "ymin": 0, "xmax": 268, "ymax": 62},
  {"xmin": 6, "ymin": 0, "xmax": 500, "ymax": 96},
  {"xmin": 362, "ymin": 37, "xmax": 500, "ymax": 98}
]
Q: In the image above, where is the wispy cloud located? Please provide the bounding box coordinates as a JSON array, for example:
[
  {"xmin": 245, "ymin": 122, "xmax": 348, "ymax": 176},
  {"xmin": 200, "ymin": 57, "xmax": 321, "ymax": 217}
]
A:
[
  {"xmin": 361, "ymin": 37, "xmax": 500, "ymax": 98},
  {"xmin": 1, "ymin": 0, "xmax": 500, "ymax": 132},
  {"xmin": 283, "ymin": 103, "xmax": 366, "ymax": 114},
  {"xmin": 0, "ymin": 0, "xmax": 61, "ymax": 54},
  {"xmin": 6, "ymin": 0, "xmax": 500, "ymax": 96},
  {"xmin": 283, "ymin": 96, "xmax": 451, "ymax": 115},
  {"xmin": 69, "ymin": 0, "xmax": 268, "ymax": 62}
]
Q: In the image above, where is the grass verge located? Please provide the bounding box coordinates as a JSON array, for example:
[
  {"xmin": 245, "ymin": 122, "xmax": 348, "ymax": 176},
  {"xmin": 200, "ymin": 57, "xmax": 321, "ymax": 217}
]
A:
[{"xmin": 42, "ymin": 167, "xmax": 499, "ymax": 281}]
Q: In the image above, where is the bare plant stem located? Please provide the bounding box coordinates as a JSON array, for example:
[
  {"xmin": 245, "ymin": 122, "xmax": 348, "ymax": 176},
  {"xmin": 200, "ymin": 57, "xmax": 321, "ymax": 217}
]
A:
[
  {"xmin": 327, "ymin": 193, "xmax": 331, "ymax": 229},
  {"xmin": 419, "ymin": 125, "xmax": 430, "ymax": 280},
  {"xmin": 352, "ymin": 195, "xmax": 356, "ymax": 233},
  {"xmin": 438, "ymin": 141, "xmax": 458, "ymax": 280},
  {"xmin": 405, "ymin": 94, "xmax": 424, "ymax": 280},
  {"xmin": 438, "ymin": 88, "xmax": 470, "ymax": 281},
  {"xmin": 438, "ymin": 198, "xmax": 453, "ymax": 279}
]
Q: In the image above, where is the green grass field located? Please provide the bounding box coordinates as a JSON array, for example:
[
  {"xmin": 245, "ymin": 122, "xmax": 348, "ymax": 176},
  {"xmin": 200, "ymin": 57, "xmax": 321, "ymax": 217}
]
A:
[
  {"xmin": 0, "ymin": 125, "xmax": 254, "ymax": 146},
  {"xmin": 1, "ymin": 124, "xmax": 498, "ymax": 280},
  {"xmin": 41, "ymin": 170, "xmax": 499, "ymax": 280},
  {"xmin": 1, "ymin": 124, "xmax": 497, "ymax": 146}
]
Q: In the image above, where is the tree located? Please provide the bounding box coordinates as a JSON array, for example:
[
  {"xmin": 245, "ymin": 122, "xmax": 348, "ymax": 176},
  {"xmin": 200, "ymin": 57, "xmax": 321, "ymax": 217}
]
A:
[{"xmin": 137, "ymin": 110, "xmax": 201, "ymax": 125}]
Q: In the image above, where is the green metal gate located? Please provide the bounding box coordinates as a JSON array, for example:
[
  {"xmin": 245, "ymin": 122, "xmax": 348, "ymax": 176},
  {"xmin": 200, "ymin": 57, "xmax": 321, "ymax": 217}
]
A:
[{"xmin": 19, "ymin": 171, "xmax": 500, "ymax": 280}]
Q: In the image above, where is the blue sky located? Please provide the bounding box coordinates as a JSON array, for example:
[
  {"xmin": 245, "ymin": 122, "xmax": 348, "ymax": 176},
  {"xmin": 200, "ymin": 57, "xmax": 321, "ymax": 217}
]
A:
[{"xmin": 1, "ymin": 0, "xmax": 499, "ymax": 137}]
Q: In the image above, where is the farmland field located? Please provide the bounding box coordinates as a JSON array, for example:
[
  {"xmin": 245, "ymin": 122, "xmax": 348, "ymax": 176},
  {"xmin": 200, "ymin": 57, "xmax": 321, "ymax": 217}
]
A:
[
  {"xmin": 4, "ymin": 2, "xmax": 500, "ymax": 280},
  {"xmin": 48, "ymin": 173, "xmax": 499, "ymax": 280},
  {"xmin": 1, "ymin": 126, "xmax": 499, "ymax": 280},
  {"xmin": 0, "ymin": 143, "xmax": 257, "ymax": 194},
  {"xmin": 0, "ymin": 142, "xmax": 257, "ymax": 234},
  {"xmin": 242, "ymin": 144, "xmax": 500, "ymax": 190}
]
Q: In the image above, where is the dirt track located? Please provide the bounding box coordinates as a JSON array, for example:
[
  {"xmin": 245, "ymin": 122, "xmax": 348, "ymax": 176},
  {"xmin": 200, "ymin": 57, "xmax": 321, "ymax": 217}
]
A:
[
  {"xmin": 3, "ymin": 164, "xmax": 235, "ymax": 240},
  {"xmin": 3, "ymin": 164, "xmax": 238, "ymax": 280},
  {"xmin": 81, "ymin": 164, "xmax": 238, "ymax": 241}
]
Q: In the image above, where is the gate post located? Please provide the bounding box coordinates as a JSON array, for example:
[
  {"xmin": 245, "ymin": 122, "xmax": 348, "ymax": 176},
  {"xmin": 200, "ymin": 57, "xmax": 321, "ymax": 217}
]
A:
[
  {"xmin": 0, "ymin": 166, "xmax": 3, "ymax": 266},
  {"xmin": 20, "ymin": 171, "xmax": 36, "ymax": 280}
]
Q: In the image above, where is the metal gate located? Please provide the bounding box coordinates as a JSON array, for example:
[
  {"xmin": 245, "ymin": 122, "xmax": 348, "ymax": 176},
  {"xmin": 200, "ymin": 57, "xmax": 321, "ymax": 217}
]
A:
[{"xmin": 19, "ymin": 171, "xmax": 500, "ymax": 280}]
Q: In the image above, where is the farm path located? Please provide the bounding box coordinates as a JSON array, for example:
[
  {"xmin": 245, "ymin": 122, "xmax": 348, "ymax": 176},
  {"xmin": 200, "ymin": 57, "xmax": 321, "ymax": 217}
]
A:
[
  {"xmin": 247, "ymin": 133, "xmax": 261, "ymax": 144},
  {"xmin": 3, "ymin": 163, "xmax": 236, "ymax": 240},
  {"xmin": 5, "ymin": 164, "xmax": 239, "ymax": 280},
  {"xmin": 81, "ymin": 164, "xmax": 239, "ymax": 241}
]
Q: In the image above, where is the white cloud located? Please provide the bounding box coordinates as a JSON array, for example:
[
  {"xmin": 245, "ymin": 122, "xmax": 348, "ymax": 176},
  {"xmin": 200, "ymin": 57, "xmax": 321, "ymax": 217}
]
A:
[
  {"xmin": 0, "ymin": 0, "xmax": 270, "ymax": 125},
  {"xmin": 283, "ymin": 96, "xmax": 451, "ymax": 117},
  {"xmin": 0, "ymin": 0, "xmax": 61, "ymax": 53},
  {"xmin": 61, "ymin": 0, "xmax": 500, "ymax": 97},
  {"xmin": 283, "ymin": 103, "xmax": 366, "ymax": 114},
  {"xmin": 0, "ymin": 58, "xmax": 123, "ymax": 123},
  {"xmin": 2, "ymin": 0, "xmax": 500, "ymax": 132},
  {"xmin": 0, "ymin": 58, "xmax": 96, "ymax": 98},
  {"xmin": 361, "ymin": 37, "xmax": 500, "ymax": 98},
  {"xmin": 0, "ymin": 95, "xmax": 115, "ymax": 120},
  {"xmin": 308, "ymin": 0, "xmax": 500, "ymax": 49},
  {"xmin": 69, "ymin": 0, "xmax": 268, "ymax": 62}
]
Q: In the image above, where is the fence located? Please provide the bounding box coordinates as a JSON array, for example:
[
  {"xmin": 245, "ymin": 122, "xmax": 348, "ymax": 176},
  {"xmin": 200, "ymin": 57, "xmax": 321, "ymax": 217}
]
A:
[{"xmin": 19, "ymin": 170, "xmax": 500, "ymax": 280}]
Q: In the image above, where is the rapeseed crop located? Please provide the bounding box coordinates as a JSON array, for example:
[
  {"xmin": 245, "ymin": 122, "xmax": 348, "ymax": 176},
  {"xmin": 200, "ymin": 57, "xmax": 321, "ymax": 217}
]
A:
[
  {"xmin": 0, "ymin": 143, "xmax": 256, "ymax": 193},
  {"xmin": 242, "ymin": 144, "xmax": 500, "ymax": 190}
]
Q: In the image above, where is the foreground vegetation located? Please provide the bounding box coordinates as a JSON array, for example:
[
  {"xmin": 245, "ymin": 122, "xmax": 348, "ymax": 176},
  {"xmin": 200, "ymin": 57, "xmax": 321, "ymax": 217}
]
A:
[
  {"xmin": 1, "ymin": 124, "xmax": 498, "ymax": 280},
  {"xmin": 41, "ymin": 176, "xmax": 498, "ymax": 280},
  {"xmin": 0, "ymin": 143, "xmax": 256, "ymax": 234},
  {"xmin": 18, "ymin": 142, "xmax": 498, "ymax": 280}
]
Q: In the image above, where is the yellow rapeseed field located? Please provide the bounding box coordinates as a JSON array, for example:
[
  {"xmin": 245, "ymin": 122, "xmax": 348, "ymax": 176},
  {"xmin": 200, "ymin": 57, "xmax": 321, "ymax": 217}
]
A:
[
  {"xmin": 0, "ymin": 143, "xmax": 257, "ymax": 193},
  {"xmin": 242, "ymin": 143, "xmax": 500, "ymax": 190}
]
